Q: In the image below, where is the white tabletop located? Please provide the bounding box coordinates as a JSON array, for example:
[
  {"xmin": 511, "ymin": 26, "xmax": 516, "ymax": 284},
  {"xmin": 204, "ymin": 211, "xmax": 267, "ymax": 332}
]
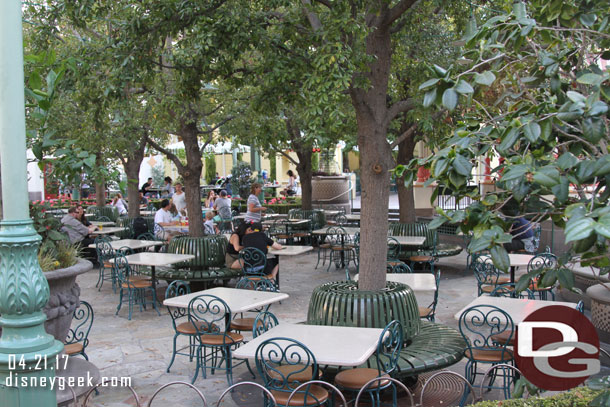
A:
[
  {"xmin": 353, "ymin": 273, "xmax": 436, "ymax": 292},
  {"xmin": 87, "ymin": 239, "xmax": 164, "ymax": 251},
  {"xmin": 89, "ymin": 221, "xmax": 116, "ymax": 227},
  {"xmin": 263, "ymin": 219, "xmax": 310, "ymax": 226},
  {"xmin": 90, "ymin": 227, "xmax": 127, "ymax": 236},
  {"xmin": 509, "ymin": 254, "xmax": 535, "ymax": 267},
  {"xmin": 163, "ymin": 225, "xmax": 190, "ymax": 232},
  {"xmin": 323, "ymin": 210, "xmax": 341, "ymax": 216},
  {"xmin": 163, "ymin": 287, "xmax": 288, "ymax": 311},
  {"xmin": 312, "ymin": 227, "xmax": 360, "ymax": 236},
  {"xmin": 139, "ymin": 210, "xmax": 155, "ymax": 216},
  {"xmin": 345, "ymin": 214, "xmax": 360, "ymax": 221},
  {"xmin": 268, "ymin": 246, "xmax": 313, "ymax": 256},
  {"xmin": 454, "ymin": 296, "xmax": 578, "ymax": 324},
  {"xmin": 232, "ymin": 323, "xmax": 384, "ymax": 367},
  {"xmin": 109, "ymin": 252, "xmax": 195, "ymax": 267},
  {"xmin": 391, "ymin": 236, "xmax": 426, "ymax": 246}
]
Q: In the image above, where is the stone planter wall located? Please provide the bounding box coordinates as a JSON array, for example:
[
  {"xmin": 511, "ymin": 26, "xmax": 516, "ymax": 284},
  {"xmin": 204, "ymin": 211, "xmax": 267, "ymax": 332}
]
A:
[
  {"xmin": 43, "ymin": 258, "xmax": 92, "ymax": 341},
  {"xmin": 311, "ymin": 175, "xmax": 351, "ymax": 213},
  {"xmin": 586, "ymin": 284, "xmax": 610, "ymax": 343}
]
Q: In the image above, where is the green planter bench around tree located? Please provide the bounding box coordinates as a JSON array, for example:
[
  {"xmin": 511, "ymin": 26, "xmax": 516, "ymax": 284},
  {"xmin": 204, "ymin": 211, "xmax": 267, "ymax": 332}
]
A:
[
  {"xmin": 144, "ymin": 236, "xmax": 243, "ymax": 288},
  {"xmin": 389, "ymin": 222, "xmax": 463, "ymax": 259},
  {"xmin": 307, "ymin": 281, "xmax": 466, "ymax": 380}
]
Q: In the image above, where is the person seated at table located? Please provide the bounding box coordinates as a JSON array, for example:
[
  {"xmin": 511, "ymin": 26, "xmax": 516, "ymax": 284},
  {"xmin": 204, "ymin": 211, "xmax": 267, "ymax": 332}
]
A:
[
  {"xmin": 245, "ymin": 183, "xmax": 266, "ymax": 223},
  {"xmin": 139, "ymin": 192, "xmax": 148, "ymax": 205},
  {"xmin": 75, "ymin": 204, "xmax": 91, "ymax": 227},
  {"xmin": 504, "ymin": 216, "xmax": 535, "ymax": 253},
  {"xmin": 171, "ymin": 182, "xmax": 186, "ymax": 213},
  {"xmin": 168, "ymin": 203, "xmax": 181, "ymax": 221},
  {"xmin": 204, "ymin": 190, "xmax": 216, "ymax": 209},
  {"xmin": 226, "ymin": 222, "xmax": 249, "ymax": 269},
  {"xmin": 242, "ymin": 222, "xmax": 282, "ymax": 281},
  {"xmin": 110, "ymin": 193, "xmax": 128, "ymax": 216},
  {"xmin": 61, "ymin": 206, "xmax": 97, "ymax": 249},
  {"xmin": 141, "ymin": 177, "xmax": 154, "ymax": 197},
  {"xmin": 154, "ymin": 199, "xmax": 179, "ymax": 241},
  {"xmin": 213, "ymin": 189, "xmax": 232, "ymax": 221},
  {"xmin": 204, "ymin": 211, "xmax": 219, "ymax": 235},
  {"xmin": 280, "ymin": 170, "xmax": 297, "ymax": 196},
  {"xmin": 161, "ymin": 176, "xmax": 174, "ymax": 198}
]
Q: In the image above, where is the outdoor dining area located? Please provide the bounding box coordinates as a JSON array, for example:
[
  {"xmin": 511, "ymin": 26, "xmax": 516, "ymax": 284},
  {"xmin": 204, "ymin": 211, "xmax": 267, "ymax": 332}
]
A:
[{"xmin": 37, "ymin": 201, "xmax": 596, "ymax": 407}]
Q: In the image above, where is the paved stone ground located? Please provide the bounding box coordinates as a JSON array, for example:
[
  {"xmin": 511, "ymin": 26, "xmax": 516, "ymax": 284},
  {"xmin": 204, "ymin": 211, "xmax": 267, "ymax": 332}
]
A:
[{"xmin": 75, "ymin": 249, "xmax": 600, "ymax": 406}]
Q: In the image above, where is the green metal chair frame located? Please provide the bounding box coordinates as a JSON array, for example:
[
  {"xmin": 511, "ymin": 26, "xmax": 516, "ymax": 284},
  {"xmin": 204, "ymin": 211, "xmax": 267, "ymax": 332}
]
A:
[
  {"xmin": 334, "ymin": 320, "xmax": 404, "ymax": 407},
  {"xmin": 165, "ymin": 280, "xmax": 195, "ymax": 373},
  {"xmin": 490, "ymin": 283, "xmax": 535, "ymax": 299},
  {"xmin": 386, "ymin": 261, "xmax": 413, "ymax": 274},
  {"xmin": 255, "ymin": 337, "xmax": 327, "ymax": 407},
  {"xmin": 94, "ymin": 237, "xmax": 116, "ymax": 292},
  {"xmin": 239, "ymin": 247, "xmax": 267, "ymax": 277},
  {"xmin": 458, "ymin": 305, "xmax": 515, "ymax": 400},
  {"xmin": 64, "ymin": 300, "xmax": 94, "ymax": 360},
  {"xmin": 326, "ymin": 226, "xmax": 357, "ymax": 273},
  {"xmin": 253, "ymin": 310, "xmax": 279, "ymax": 339},
  {"xmin": 114, "ymin": 252, "xmax": 160, "ymax": 320},
  {"xmin": 420, "ymin": 269, "xmax": 441, "ymax": 323},
  {"xmin": 188, "ymin": 294, "xmax": 243, "ymax": 385},
  {"xmin": 472, "ymin": 255, "xmax": 509, "ymax": 296},
  {"xmin": 526, "ymin": 251, "xmax": 557, "ymax": 300}
]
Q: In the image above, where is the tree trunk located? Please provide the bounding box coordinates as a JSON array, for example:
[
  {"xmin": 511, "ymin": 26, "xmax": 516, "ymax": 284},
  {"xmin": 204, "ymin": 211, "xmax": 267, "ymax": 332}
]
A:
[
  {"xmin": 296, "ymin": 149, "xmax": 313, "ymax": 210},
  {"xmin": 95, "ymin": 183, "xmax": 105, "ymax": 208},
  {"xmin": 349, "ymin": 22, "xmax": 393, "ymax": 291},
  {"xmin": 397, "ymin": 131, "xmax": 416, "ymax": 223},
  {"xmin": 178, "ymin": 122, "xmax": 204, "ymax": 237},
  {"xmin": 125, "ymin": 160, "xmax": 141, "ymax": 218}
]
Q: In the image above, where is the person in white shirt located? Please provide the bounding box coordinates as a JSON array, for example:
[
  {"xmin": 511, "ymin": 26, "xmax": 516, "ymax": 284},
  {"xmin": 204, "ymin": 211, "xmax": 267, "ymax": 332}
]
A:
[
  {"xmin": 111, "ymin": 193, "xmax": 128, "ymax": 215},
  {"xmin": 172, "ymin": 183, "xmax": 187, "ymax": 214},
  {"xmin": 154, "ymin": 199, "xmax": 179, "ymax": 241}
]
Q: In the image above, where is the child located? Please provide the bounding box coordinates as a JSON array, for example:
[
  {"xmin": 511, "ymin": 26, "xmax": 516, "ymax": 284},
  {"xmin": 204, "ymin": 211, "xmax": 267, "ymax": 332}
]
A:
[{"xmin": 204, "ymin": 211, "xmax": 219, "ymax": 235}]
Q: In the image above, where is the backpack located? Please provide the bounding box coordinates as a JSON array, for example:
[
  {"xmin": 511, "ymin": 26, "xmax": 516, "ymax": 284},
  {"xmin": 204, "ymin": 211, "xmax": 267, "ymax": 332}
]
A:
[{"xmin": 132, "ymin": 217, "xmax": 149, "ymax": 239}]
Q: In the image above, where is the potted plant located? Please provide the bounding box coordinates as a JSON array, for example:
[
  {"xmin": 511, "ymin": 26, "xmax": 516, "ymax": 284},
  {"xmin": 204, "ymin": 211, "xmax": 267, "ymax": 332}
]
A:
[{"xmin": 311, "ymin": 148, "xmax": 350, "ymax": 211}]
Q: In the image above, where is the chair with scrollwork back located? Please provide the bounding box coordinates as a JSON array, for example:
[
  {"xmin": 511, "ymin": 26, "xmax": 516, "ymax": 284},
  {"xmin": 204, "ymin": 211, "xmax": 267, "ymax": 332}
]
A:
[
  {"xmin": 164, "ymin": 280, "xmax": 197, "ymax": 373},
  {"xmin": 239, "ymin": 247, "xmax": 267, "ymax": 277},
  {"xmin": 526, "ymin": 251, "xmax": 558, "ymax": 300},
  {"xmin": 64, "ymin": 300, "xmax": 94, "ymax": 360},
  {"xmin": 255, "ymin": 337, "xmax": 328, "ymax": 407}
]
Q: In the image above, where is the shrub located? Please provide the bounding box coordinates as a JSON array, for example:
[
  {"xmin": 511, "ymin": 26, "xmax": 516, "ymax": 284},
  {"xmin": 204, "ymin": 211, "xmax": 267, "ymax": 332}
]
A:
[
  {"xmin": 230, "ymin": 161, "xmax": 253, "ymax": 199},
  {"xmin": 471, "ymin": 387, "xmax": 601, "ymax": 407}
]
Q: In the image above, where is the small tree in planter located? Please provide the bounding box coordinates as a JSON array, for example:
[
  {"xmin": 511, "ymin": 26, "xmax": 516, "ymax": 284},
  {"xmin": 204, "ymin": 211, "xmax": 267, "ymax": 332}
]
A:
[{"xmin": 231, "ymin": 161, "xmax": 254, "ymax": 199}]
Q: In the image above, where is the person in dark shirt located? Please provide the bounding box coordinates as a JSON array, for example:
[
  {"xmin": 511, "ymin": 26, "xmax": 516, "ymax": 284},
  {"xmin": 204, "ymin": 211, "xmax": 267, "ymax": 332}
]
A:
[
  {"xmin": 141, "ymin": 177, "xmax": 153, "ymax": 196},
  {"xmin": 504, "ymin": 216, "xmax": 535, "ymax": 253},
  {"xmin": 242, "ymin": 222, "xmax": 283, "ymax": 279}
]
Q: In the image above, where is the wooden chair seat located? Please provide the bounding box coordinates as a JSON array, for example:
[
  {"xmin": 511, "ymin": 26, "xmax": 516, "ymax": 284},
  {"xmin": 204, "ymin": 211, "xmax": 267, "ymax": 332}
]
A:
[
  {"xmin": 409, "ymin": 255, "xmax": 434, "ymax": 262},
  {"xmin": 485, "ymin": 276, "xmax": 511, "ymax": 284},
  {"xmin": 331, "ymin": 246, "xmax": 352, "ymax": 251},
  {"xmin": 276, "ymin": 234, "xmax": 293, "ymax": 240},
  {"xmin": 271, "ymin": 385, "xmax": 329, "ymax": 406},
  {"xmin": 491, "ymin": 331, "xmax": 515, "ymax": 347},
  {"xmin": 176, "ymin": 321, "xmax": 216, "ymax": 335},
  {"xmin": 199, "ymin": 332, "xmax": 243, "ymax": 345},
  {"xmin": 230, "ymin": 317, "xmax": 255, "ymax": 331},
  {"xmin": 121, "ymin": 280, "xmax": 153, "ymax": 289},
  {"xmin": 465, "ymin": 348, "xmax": 513, "ymax": 362},
  {"xmin": 319, "ymin": 243, "xmax": 331, "ymax": 249},
  {"xmin": 268, "ymin": 365, "xmax": 322, "ymax": 382},
  {"xmin": 292, "ymin": 232, "xmax": 309, "ymax": 238},
  {"xmin": 128, "ymin": 275, "xmax": 151, "ymax": 282},
  {"xmin": 64, "ymin": 342, "xmax": 83, "ymax": 356},
  {"xmin": 335, "ymin": 368, "xmax": 390, "ymax": 389},
  {"xmin": 419, "ymin": 306, "xmax": 433, "ymax": 319},
  {"xmin": 103, "ymin": 261, "xmax": 113, "ymax": 268}
]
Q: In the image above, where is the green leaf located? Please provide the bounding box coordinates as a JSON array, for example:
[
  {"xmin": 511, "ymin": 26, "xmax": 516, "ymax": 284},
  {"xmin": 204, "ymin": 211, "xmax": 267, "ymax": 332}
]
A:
[
  {"xmin": 442, "ymin": 88, "xmax": 458, "ymax": 111},
  {"xmin": 47, "ymin": 230, "xmax": 67, "ymax": 241},
  {"xmin": 468, "ymin": 236, "xmax": 492, "ymax": 253},
  {"xmin": 594, "ymin": 156, "xmax": 610, "ymax": 177},
  {"xmin": 497, "ymin": 128, "xmax": 520, "ymax": 152},
  {"xmin": 565, "ymin": 216, "xmax": 595, "ymax": 242},
  {"xmin": 454, "ymin": 80, "xmax": 474, "ymax": 95},
  {"xmin": 523, "ymin": 121, "xmax": 541, "ymax": 143},
  {"xmin": 28, "ymin": 71, "xmax": 42, "ymax": 91},
  {"xmin": 579, "ymin": 13, "xmax": 597, "ymax": 27},
  {"xmin": 433, "ymin": 64, "xmax": 447, "ymax": 77},
  {"xmin": 551, "ymin": 177, "xmax": 569, "ymax": 203},
  {"xmin": 84, "ymin": 155, "xmax": 96, "ymax": 168},
  {"xmin": 577, "ymin": 73, "xmax": 604, "ymax": 86},
  {"xmin": 428, "ymin": 217, "xmax": 447, "ymax": 230},
  {"xmin": 502, "ymin": 164, "xmax": 528, "ymax": 181},
  {"xmin": 556, "ymin": 268, "xmax": 575, "ymax": 290},
  {"xmin": 490, "ymin": 245, "xmax": 510, "ymax": 272},
  {"xmin": 452, "ymin": 155, "xmax": 473, "ymax": 176},
  {"xmin": 589, "ymin": 101, "xmax": 609, "ymax": 117},
  {"xmin": 423, "ymin": 88, "xmax": 437, "ymax": 108},
  {"xmin": 557, "ymin": 152, "xmax": 578, "ymax": 170},
  {"xmin": 533, "ymin": 166, "xmax": 560, "ymax": 188},
  {"xmin": 566, "ymin": 91, "xmax": 586, "ymax": 104},
  {"xmin": 432, "ymin": 158, "xmax": 449, "ymax": 177},
  {"xmin": 595, "ymin": 214, "xmax": 610, "ymax": 239},
  {"xmin": 474, "ymin": 71, "xmax": 496, "ymax": 86},
  {"xmin": 419, "ymin": 78, "xmax": 440, "ymax": 90}
]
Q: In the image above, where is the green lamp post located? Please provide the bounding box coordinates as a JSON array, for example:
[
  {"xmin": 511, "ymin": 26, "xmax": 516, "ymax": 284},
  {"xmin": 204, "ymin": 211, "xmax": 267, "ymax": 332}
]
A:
[{"xmin": 0, "ymin": 1, "xmax": 64, "ymax": 406}]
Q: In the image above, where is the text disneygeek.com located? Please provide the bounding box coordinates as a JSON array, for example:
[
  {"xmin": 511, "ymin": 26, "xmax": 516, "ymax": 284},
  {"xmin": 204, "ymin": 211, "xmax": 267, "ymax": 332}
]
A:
[{"xmin": 4, "ymin": 373, "xmax": 131, "ymax": 391}]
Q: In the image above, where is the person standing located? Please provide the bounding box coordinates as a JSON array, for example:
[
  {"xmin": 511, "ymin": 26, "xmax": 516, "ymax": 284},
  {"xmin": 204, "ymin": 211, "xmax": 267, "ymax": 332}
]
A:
[
  {"xmin": 213, "ymin": 189, "xmax": 232, "ymax": 220},
  {"xmin": 61, "ymin": 207, "xmax": 97, "ymax": 248},
  {"xmin": 280, "ymin": 170, "xmax": 297, "ymax": 196},
  {"xmin": 244, "ymin": 183, "xmax": 266, "ymax": 223},
  {"xmin": 172, "ymin": 182, "xmax": 187, "ymax": 214}
]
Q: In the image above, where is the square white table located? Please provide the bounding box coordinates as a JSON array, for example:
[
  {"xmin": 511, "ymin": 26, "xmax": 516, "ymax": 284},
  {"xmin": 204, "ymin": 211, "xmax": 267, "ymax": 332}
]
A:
[
  {"xmin": 311, "ymin": 227, "xmax": 360, "ymax": 236},
  {"xmin": 90, "ymin": 226, "xmax": 127, "ymax": 236},
  {"xmin": 345, "ymin": 214, "xmax": 360, "ymax": 221},
  {"xmin": 233, "ymin": 323, "xmax": 384, "ymax": 367},
  {"xmin": 353, "ymin": 273, "xmax": 436, "ymax": 292},
  {"xmin": 454, "ymin": 296, "xmax": 578, "ymax": 324},
  {"xmin": 391, "ymin": 236, "xmax": 427, "ymax": 246},
  {"xmin": 110, "ymin": 252, "xmax": 195, "ymax": 291},
  {"xmin": 509, "ymin": 253, "xmax": 534, "ymax": 283},
  {"xmin": 163, "ymin": 286, "xmax": 288, "ymax": 311},
  {"xmin": 268, "ymin": 245, "xmax": 313, "ymax": 289},
  {"xmin": 87, "ymin": 239, "xmax": 164, "ymax": 251}
]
